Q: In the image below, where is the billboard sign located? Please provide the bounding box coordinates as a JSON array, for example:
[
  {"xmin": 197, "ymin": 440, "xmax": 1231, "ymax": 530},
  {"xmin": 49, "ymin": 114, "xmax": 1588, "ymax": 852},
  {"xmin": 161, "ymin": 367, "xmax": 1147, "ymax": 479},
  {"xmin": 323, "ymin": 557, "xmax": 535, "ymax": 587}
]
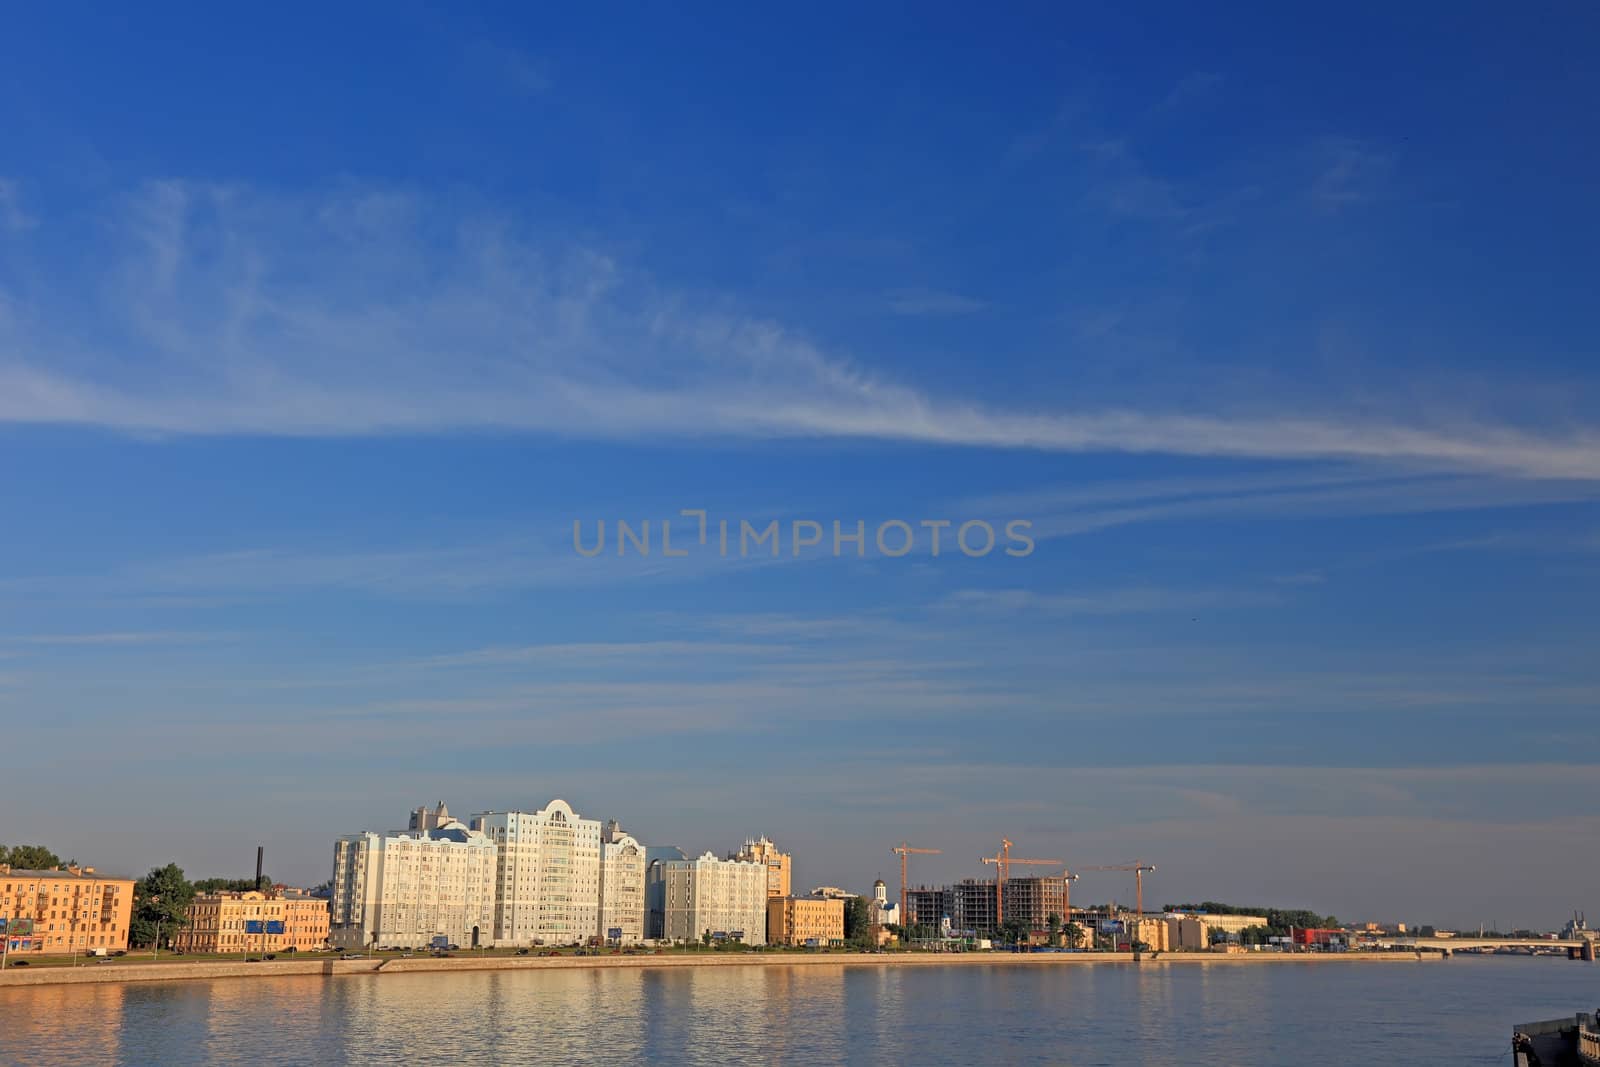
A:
[
  {"xmin": 608, "ymin": 927, "xmax": 623, "ymax": 941},
  {"xmin": 0, "ymin": 919, "xmax": 34, "ymax": 935},
  {"xmin": 266, "ymin": 921, "xmax": 285, "ymax": 935},
  {"xmin": 245, "ymin": 920, "xmax": 265, "ymax": 934}
]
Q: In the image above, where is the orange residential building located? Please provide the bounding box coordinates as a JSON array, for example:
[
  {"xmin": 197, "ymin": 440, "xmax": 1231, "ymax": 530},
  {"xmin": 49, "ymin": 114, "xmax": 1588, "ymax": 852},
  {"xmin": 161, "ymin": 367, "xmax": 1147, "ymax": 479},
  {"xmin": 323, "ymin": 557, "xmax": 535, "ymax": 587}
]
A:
[
  {"xmin": 173, "ymin": 889, "xmax": 330, "ymax": 954},
  {"xmin": 767, "ymin": 895, "xmax": 845, "ymax": 947},
  {"xmin": 0, "ymin": 864, "xmax": 135, "ymax": 956}
]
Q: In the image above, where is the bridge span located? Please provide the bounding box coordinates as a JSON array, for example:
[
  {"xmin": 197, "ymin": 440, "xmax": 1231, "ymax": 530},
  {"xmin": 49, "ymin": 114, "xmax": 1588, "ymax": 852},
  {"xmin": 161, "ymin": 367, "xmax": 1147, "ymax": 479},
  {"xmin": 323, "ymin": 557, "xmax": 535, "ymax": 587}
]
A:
[{"xmin": 1395, "ymin": 937, "xmax": 1593, "ymax": 954}]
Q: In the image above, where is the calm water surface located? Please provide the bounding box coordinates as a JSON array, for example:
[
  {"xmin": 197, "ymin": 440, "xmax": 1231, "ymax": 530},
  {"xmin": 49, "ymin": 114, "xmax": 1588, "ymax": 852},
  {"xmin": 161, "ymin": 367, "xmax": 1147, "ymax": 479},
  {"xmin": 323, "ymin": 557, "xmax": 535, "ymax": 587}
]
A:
[{"xmin": 3, "ymin": 956, "xmax": 1597, "ymax": 1065}]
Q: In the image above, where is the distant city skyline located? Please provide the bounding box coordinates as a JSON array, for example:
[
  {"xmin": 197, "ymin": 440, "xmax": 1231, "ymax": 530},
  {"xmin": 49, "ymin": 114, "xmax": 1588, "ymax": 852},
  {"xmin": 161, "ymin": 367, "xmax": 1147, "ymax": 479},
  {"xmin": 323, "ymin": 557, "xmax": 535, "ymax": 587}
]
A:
[{"xmin": 2, "ymin": 5, "xmax": 1597, "ymax": 931}]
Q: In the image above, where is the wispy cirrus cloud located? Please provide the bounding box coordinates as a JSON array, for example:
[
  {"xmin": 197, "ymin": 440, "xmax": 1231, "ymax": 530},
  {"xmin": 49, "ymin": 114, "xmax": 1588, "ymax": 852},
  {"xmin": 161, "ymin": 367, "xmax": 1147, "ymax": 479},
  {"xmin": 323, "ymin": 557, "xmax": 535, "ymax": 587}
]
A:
[
  {"xmin": 1311, "ymin": 136, "xmax": 1393, "ymax": 211},
  {"xmin": 9, "ymin": 630, "xmax": 225, "ymax": 646},
  {"xmin": 884, "ymin": 287, "xmax": 987, "ymax": 316},
  {"xmin": 964, "ymin": 466, "xmax": 1600, "ymax": 541},
  {"xmin": 3, "ymin": 181, "xmax": 1599, "ymax": 479},
  {"xmin": 0, "ymin": 178, "xmax": 36, "ymax": 231},
  {"xmin": 940, "ymin": 585, "xmax": 1269, "ymax": 616}
]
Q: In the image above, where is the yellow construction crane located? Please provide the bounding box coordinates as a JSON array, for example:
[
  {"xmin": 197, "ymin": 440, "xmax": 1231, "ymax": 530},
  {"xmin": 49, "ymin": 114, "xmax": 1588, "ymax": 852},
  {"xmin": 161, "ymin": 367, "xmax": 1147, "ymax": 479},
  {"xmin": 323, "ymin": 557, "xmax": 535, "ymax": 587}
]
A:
[
  {"xmin": 891, "ymin": 842, "xmax": 942, "ymax": 935},
  {"xmin": 1082, "ymin": 862, "xmax": 1157, "ymax": 921},
  {"xmin": 980, "ymin": 838, "xmax": 1063, "ymax": 930}
]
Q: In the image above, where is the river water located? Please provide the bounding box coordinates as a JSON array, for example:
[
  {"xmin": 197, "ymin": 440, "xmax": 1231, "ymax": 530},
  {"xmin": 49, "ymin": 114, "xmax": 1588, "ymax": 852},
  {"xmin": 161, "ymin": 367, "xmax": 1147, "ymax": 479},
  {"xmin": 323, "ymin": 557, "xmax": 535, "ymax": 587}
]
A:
[{"xmin": 1, "ymin": 956, "xmax": 1595, "ymax": 1064}]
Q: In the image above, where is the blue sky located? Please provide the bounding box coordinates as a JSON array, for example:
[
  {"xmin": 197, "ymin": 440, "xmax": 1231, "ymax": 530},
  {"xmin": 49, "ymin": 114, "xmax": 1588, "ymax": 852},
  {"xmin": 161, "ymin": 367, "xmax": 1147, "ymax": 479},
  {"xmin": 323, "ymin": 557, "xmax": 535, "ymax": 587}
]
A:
[{"xmin": 2, "ymin": 4, "xmax": 1598, "ymax": 927}]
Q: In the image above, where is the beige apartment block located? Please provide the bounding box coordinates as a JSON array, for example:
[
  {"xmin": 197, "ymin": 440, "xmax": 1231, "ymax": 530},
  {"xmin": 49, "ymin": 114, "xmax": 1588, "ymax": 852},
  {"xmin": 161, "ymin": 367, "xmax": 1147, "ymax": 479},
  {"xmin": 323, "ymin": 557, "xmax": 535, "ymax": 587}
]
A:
[
  {"xmin": 599, "ymin": 821, "xmax": 647, "ymax": 943},
  {"xmin": 174, "ymin": 889, "xmax": 330, "ymax": 954},
  {"xmin": 469, "ymin": 799, "xmax": 603, "ymax": 947},
  {"xmin": 767, "ymin": 895, "xmax": 845, "ymax": 947},
  {"xmin": 0, "ymin": 865, "xmax": 135, "ymax": 956},
  {"xmin": 661, "ymin": 853, "xmax": 768, "ymax": 945},
  {"xmin": 330, "ymin": 813, "xmax": 497, "ymax": 951}
]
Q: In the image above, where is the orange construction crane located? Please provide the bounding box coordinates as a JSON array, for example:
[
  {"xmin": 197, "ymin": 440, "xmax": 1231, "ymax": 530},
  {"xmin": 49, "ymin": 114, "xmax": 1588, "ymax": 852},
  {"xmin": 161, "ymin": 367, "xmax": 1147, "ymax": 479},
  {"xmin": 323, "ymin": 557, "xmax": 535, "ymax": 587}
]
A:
[
  {"xmin": 980, "ymin": 838, "xmax": 1064, "ymax": 928},
  {"xmin": 1081, "ymin": 863, "xmax": 1157, "ymax": 919},
  {"xmin": 891, "ymin": 842, "xmax": 942, "ymax": 934}
]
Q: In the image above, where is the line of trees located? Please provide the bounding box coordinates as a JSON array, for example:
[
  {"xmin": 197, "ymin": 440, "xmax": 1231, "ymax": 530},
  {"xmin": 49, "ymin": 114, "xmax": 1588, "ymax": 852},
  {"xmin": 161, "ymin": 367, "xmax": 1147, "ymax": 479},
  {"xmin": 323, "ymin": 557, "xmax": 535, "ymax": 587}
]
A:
[{"xmin": 0, "ymin": 844, "xmax": 71, "ymax": 869}]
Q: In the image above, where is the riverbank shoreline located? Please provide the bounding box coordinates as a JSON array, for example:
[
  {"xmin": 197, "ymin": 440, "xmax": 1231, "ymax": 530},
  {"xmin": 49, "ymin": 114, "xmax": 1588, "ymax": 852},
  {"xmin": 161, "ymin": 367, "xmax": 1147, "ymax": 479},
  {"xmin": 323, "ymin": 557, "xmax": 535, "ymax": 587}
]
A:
[{"xmin": 0, "ymin": 950, "xmax": 1440, "ymax": 988}]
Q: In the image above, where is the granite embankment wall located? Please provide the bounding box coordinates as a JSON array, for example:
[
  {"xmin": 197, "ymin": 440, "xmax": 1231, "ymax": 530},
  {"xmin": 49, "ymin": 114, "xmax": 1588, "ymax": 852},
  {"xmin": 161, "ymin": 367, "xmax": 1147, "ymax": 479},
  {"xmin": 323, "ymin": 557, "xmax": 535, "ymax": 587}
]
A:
[{"xmin": 0, "ymin": 950, "xmax": 1436, "ymax": 988}]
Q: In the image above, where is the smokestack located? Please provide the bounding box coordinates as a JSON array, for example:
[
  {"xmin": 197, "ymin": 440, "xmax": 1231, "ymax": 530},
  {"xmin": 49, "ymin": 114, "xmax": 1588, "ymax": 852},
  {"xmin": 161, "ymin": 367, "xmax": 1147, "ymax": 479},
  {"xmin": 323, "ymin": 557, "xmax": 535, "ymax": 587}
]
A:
[{"xmin": 256, "ymin": 846, "xmax": 264, "ymax": 892}]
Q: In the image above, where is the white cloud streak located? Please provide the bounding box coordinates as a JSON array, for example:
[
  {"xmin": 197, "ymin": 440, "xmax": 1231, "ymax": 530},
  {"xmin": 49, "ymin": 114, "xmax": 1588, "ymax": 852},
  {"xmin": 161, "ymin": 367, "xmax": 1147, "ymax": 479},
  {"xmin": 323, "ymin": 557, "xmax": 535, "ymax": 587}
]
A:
[{"xmin": 2, "ymin": 182, "xmax": 1599, "ymax": 480}]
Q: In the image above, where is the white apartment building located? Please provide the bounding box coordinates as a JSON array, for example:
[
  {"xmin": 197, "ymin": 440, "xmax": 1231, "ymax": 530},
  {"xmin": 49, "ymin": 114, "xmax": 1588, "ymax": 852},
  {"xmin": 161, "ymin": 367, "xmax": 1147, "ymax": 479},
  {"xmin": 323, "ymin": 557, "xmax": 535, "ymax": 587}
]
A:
[
  {"xmin": 598, "ymin": 820, "xmax": 647, "ymax": 944},
  {"xmin": 329, "ymin": 815, "xmax": 497, "ymax": 951},
  {"xmin": 660, "ymin": 852, "xmax": 768, "ymax": 945},
  {"xmin": 470, "ymin": 799, "xmax": 601, "ymax": 947}
]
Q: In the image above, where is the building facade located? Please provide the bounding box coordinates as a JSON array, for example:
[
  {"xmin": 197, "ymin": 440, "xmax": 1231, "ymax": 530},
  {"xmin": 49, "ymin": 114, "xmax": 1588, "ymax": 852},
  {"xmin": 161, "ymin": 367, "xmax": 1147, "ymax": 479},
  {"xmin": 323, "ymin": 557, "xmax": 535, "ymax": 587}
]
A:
[
  {"xmin": 1129, "ymin": 916, "xmax": 1171, "ymax": 951},
  {"xmin": 1168, "ymin": 916, "xmax": 1212, "ymax": 950},
  {"xmin": 0, "ymin": 865, "xmax": 134, "ymax": 956},
  {"xmin": 174, "ymin": 890, "xmax": 330, "ymax": 954},
  {"xmin": 469, "ymin": 799, "xmax": 602, "ymax": 947},
  {"xmin": 329, "ymin": 816, "xmax": 497, "ymax": 951},
  {"xmin": 644, "ymin": 847, "xmax": 688, "ymax": 940},
  {"xmin": 408, "ymin": 800, "xmax": 459, "ymax": 833},
  {"xmin": 598, "ymin": 820, "xmax": 646, "ymax": 943},
  {"xmin": 1162, "ymin": 911, "xmax": 1269, "ymax": 937},
  {"xmin": 905, "ymin": 886, "xmax": 955, "ymax": 935},
  {"xmin": 731, "ymin": 836, "xmax": 791, "ymax": 898},
  {"xmin": 660, "ymin": 853, "xmax": 768, "ymax": 945},
  {"xmin": 952, "ymin": 879, "xmax": 998, "ymax": 935},
  {"xmin": 767, "ymin": 895, "xmax": 845, "ymax": 946},
  {"xmin": 1001, "ymin": 876, "xmax": 1070, "ymax": 935}
]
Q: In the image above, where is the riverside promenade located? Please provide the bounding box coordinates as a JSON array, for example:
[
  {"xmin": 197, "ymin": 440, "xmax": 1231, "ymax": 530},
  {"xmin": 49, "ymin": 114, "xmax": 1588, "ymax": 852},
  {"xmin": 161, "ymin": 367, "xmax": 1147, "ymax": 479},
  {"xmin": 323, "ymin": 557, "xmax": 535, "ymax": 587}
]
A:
[{"xmin": 0, "ymin": 950, "xmax": 1437, "ymax": 988}]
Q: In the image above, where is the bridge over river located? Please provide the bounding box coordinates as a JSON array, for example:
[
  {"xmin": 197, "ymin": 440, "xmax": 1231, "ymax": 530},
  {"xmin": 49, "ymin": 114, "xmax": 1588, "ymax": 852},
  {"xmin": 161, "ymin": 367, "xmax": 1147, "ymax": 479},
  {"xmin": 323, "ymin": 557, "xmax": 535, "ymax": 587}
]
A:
[{"xmin": 1394, "ymin": 937, "xmax": 1596, "ymax": 957}]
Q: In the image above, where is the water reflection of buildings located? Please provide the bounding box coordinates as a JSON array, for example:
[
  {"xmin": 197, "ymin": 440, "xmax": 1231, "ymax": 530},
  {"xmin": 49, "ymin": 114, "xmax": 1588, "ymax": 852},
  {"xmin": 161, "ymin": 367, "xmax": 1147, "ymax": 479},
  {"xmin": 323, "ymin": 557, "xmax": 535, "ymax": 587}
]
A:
[{"xmin": 0, "ymin": 982, "xmax": 126, "ymax": 1061}]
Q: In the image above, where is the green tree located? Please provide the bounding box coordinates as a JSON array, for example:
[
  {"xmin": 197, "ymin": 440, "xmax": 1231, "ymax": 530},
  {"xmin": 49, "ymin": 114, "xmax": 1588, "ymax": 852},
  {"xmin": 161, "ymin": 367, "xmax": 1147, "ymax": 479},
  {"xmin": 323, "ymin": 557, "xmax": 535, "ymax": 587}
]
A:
[
  {"xmin": 1, "ymin": 844, "xmax": 64, "ymax": 869},
  {"xmin": 1046, "ymin": 912, "xmax": 1063, "ymax": 947},
  {"xmin": 1063, "ymin": 922, "xmax": 1086, "ymax": 949},
  {"xmin": 700, "ymin": 928, "xmax": 712, "ymax": 948},
  {"xmin": 130, "ymin": 863, "xmax": 195, "ymax": 948},
  {"xmin": 843, "ymin": 895, "xmax": 873, "ymax": 948},
  {"xmin": 1238, "ymin": 925, "xmax": 1272, "ymax": 946},
  {"xmin": 998, "ymin": 917, "xmax": 1029, "ymax": 947}
]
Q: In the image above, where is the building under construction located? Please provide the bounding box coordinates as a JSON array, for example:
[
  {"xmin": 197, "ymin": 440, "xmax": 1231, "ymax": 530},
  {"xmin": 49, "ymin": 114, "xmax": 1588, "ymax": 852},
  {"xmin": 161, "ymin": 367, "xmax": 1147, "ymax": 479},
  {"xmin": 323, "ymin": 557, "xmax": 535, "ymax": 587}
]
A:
[{"xmin": 906, "ymin": 876, "xmax": 1073, "ymax": 938}]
